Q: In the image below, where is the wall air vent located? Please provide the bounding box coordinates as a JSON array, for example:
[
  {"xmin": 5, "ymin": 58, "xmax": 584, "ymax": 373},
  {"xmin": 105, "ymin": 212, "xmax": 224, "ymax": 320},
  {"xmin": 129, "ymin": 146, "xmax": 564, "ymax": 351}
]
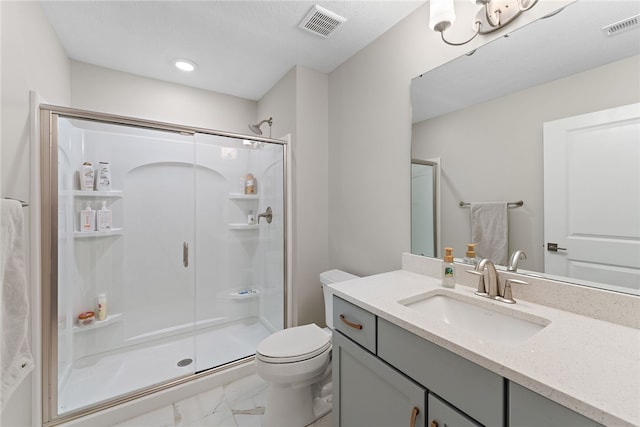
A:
[
  {"xmin": 298, "ymin": 5, "xmax": 346, "ymax": 38},
  {"xmin": 602, "ymin": 14, "xmax": 640, "ymax": 37}
]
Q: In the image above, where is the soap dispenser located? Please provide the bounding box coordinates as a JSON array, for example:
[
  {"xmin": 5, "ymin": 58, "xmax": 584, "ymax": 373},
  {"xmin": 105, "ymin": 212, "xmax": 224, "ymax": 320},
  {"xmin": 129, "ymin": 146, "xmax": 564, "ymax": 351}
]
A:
[
  {"xmin": 463, "ymin": 243, "xmax": 478, "ymax": 266},
  {"xmin": 442, "ymin": 247, "xmax": 455, "ymax": 288},
  {"xmin": 97, "ymin": 200, "xmax": 112, "ymax": 231}
]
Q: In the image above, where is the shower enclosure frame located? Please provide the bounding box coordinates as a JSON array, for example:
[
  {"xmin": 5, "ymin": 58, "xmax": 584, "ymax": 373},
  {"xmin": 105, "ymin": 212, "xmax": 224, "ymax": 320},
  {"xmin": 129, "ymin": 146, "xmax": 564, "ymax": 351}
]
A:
[{"xmin": 39, "ymin": 105, "xmax": 289, "ymax": 426}]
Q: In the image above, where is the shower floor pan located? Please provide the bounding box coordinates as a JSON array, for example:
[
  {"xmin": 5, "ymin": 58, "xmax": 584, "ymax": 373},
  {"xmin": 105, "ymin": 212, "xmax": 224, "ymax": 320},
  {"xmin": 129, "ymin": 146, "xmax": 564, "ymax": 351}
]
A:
[{"xmin": 58, "ymin": 318, "xmax": 272, "ymax": 414}]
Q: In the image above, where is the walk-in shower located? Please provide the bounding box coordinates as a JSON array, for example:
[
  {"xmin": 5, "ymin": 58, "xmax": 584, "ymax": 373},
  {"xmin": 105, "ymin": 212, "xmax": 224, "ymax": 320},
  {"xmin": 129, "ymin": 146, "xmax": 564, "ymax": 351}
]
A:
[{"xmin": 40, "ymin": 106, "xmax": 287, "ymax": 425}]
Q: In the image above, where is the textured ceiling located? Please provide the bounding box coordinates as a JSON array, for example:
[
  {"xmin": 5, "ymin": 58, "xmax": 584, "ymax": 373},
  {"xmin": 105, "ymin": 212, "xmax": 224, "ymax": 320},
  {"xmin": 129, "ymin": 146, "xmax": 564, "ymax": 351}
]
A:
[{"xmin": 40, "ymin": 1, "xmax": 426, "ymax": 101}]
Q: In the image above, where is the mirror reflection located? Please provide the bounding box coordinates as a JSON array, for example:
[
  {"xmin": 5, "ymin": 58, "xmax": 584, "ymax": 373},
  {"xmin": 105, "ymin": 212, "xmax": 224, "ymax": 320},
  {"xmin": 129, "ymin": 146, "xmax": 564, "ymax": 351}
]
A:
[{"xmin": 411, "ymin": 0, "xmax": 640, "ymax": 295}]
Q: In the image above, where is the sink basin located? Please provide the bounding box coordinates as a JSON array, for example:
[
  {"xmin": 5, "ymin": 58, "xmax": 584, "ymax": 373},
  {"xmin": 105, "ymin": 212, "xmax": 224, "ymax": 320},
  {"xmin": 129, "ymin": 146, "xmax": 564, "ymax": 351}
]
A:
[{"xmin": 399, "ymin": 292, "xmax": 549, "ymax": 344}]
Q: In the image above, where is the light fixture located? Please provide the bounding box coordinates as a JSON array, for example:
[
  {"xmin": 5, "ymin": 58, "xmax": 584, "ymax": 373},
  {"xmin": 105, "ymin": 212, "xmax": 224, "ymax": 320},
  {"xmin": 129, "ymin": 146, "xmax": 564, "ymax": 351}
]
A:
[
  {"xmin": 248, "ymin": 117, "xmax": 273, "ymax": 137},
  {"xmin": 174, "ymin": 59, "xmax": 197, "ymax": 72},
  {"xmin": 429, "ymin": 0, "xmax": 539, "ymax": 46}
]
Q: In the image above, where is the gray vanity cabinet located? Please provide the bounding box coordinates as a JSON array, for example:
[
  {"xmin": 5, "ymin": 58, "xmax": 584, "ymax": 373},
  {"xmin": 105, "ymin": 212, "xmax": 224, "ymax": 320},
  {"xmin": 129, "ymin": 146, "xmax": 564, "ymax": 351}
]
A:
[
  {"xmin": 508, "ymin": 382, "xmax": 604, "ymax": 427},
  {"xmin": 332, "ymin": 331, "xmax": 426, "ymax": 427}
]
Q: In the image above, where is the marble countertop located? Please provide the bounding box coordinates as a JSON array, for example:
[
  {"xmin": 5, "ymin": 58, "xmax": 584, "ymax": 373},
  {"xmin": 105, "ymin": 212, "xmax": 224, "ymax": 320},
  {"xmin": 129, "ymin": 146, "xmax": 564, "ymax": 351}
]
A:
[{"xmin": 329, "ymin": 269, "xmax": 640, "ymax": 427}]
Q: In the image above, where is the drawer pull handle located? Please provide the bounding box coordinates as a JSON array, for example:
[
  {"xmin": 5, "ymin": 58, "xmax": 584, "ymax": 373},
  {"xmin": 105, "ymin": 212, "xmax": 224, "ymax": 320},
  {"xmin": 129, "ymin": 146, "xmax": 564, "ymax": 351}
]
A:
[
  {"xmin": 339, "ymin": 314, "xmax": 363, "ymax": 330},
  {"xmin": 430, "ymin": 421, "xmax": 438, "ymax": 427},
  {"xmin": 410, "ymin": 406, "xmax": 420, "ymax": 427}
]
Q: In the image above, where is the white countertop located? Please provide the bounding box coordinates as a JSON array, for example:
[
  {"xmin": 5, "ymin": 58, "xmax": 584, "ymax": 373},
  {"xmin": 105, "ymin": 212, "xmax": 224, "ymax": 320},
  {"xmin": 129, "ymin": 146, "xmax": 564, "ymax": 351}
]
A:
[{"xmin": 329, "ymin": 269, "xmax": 640, "ymax": 427}]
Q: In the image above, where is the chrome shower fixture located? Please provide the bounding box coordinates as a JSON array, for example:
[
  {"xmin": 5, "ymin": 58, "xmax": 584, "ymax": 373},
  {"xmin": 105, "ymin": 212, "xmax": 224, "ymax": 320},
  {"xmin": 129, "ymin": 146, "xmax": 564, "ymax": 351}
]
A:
[{"xmin": 248, "ymin": 117, "xmax": 273, "ymax": 137}]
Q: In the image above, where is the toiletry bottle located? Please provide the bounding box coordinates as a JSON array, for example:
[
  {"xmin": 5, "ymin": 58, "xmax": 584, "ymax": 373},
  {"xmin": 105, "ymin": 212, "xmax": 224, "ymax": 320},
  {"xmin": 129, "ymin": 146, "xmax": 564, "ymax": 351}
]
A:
[
  {"xmin": 97, "ymin": 200, "xmax": 112, "ymax": 231},
  {"xmin": 463, "ymin": 243, "xmax": 478, "ymax": 266},
  {"xmin": 442, "ymin": 247, "xmax": 455, "ymax": 288},
  {"xmin": 97, "ymin": 293, "xmax": 107, "ymax": 321},
  {"xmin": 96, "ymin": 161, "xmax": 112, "ymax": 191},
  {"xmin": 80, "ymin": 201, "xmax": 96, "ymax": 232},
  {"xmin": 80, "ymin": 162, "xmax": 95, "ymax": 191},
  {"xmin": 247, "ymin": 209, "xmax": 256, "ymax": 225},
  {"xmin": 245, "ymin": 173, "xmax": 256, "ymax": 194}
]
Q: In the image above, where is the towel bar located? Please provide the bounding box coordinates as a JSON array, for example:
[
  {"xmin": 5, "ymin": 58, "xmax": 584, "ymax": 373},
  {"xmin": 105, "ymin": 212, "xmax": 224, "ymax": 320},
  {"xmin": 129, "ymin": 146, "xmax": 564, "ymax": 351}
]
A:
[
  {"xmin": 2, "ymin": 197, "xmax": 29, "ymax": 207},
  {"xmin": 459, "ymin": 200, "xmax": 523, "ymax": 208}
]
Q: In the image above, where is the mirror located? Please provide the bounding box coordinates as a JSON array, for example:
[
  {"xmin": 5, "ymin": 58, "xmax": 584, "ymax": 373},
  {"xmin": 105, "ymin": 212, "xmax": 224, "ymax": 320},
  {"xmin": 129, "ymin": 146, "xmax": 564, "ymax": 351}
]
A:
[{"xmin": 411, "ymin": 0, "xmax": 640, "ymax": 295}]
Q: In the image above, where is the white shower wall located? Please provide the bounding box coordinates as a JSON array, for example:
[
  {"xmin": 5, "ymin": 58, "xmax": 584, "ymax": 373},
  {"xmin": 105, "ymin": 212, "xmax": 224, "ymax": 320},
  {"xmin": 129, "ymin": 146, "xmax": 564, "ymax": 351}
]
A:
[{"xmin": 56, "ymin": 118, "xmax": 284, "ymax": 383}]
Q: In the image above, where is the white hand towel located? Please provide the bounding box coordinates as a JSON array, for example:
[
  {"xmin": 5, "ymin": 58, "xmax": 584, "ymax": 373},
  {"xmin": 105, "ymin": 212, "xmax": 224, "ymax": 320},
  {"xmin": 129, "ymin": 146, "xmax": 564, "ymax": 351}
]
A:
[
  {"xmin": 1, "ymin": 199, "xmax": 34, "ymax": 410},
  {"xmin": 470, "ymin": 202, "xmax": 508, "ymax": 266}
]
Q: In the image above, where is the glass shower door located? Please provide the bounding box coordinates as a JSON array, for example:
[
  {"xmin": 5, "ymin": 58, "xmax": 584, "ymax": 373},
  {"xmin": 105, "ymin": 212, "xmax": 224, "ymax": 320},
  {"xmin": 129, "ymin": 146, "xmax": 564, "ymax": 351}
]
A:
[
  {"xmin": 193, "ymin": 133, "xmax": 285, "ymax": 373},
  {"xmin": 54, "ymin": 117, "xmax": 197, "ymax": 415}
]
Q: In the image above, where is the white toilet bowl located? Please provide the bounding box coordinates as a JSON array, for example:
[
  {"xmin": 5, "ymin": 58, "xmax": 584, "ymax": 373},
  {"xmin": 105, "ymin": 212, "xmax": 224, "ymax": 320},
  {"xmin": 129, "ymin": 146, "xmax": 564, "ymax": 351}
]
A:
[
  {"xmin": 255, "ymin": 269, "xmax": 359, "ymax": 427},
  {"xmin": 256, "ymin": 324, "xmax": 332, "ymax": 427}
]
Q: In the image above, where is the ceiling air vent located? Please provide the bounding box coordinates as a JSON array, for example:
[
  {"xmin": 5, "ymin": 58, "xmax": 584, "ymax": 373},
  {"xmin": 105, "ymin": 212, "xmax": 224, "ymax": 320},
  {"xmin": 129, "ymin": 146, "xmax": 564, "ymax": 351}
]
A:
[
  {"xmin": 299, "ymin": 5, "xmax": 346, "ymax": 38},
  {"xmin": 602, "ymin": 14, "xmax": 640, "ymax": 37}
]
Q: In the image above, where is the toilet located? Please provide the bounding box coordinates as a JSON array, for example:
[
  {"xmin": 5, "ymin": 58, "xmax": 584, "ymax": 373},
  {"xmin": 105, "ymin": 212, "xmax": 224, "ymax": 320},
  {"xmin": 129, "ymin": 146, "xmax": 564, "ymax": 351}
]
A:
[{"xmin": 255, "ymin": 269, "xmax": 359, "ymax": 427}]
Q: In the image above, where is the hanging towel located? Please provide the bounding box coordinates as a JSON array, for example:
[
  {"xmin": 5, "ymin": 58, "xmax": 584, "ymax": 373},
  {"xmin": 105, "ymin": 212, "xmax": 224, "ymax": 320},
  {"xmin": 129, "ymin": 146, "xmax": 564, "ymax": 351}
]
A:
[
  {"xmin": 470, "ymin": 202, "xmax": 508, "ymax": 266},
  {"xmin": 1, "ymin": 199, "xmax": 34, "ymax": 410}
]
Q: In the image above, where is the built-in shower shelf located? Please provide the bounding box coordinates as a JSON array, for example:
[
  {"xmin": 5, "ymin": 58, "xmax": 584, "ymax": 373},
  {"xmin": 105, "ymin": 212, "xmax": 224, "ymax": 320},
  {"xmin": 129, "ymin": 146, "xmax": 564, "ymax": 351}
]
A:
[
  {"xmin": 228, "ymin": 193, "xmax": 259, "ymax": 200},
  {"xmin": 73, "ymin": 190, "xmax": 123, "ymax": 198},
  {"xmin": 228, "ymin": 223, "xmax": 259, "ymax": 230},
  {"xmin": 73, "ymin": 313, "xmax": 123, "ymax": 333},
  {"xmin": 74, "ymin": 228, "xmax": 124, "ymax": 238}
]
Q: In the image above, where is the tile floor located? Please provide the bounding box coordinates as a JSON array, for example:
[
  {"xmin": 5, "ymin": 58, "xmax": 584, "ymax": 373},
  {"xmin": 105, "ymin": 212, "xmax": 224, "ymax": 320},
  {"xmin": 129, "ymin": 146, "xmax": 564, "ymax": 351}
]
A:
[{"xmin": 111, "ymin": 374, "xmax": 332, "ymax": 427}]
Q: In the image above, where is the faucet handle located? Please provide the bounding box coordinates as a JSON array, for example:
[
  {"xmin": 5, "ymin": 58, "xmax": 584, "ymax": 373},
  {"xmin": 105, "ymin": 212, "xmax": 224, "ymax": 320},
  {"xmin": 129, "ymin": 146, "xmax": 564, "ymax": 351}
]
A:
[
  {"xmin": 499, "ymin": 278, "xmax": 529, "ymax": 304},
  {"xmin": 466, "ymin": 270, "xmax": 488, "ymax": 296}
]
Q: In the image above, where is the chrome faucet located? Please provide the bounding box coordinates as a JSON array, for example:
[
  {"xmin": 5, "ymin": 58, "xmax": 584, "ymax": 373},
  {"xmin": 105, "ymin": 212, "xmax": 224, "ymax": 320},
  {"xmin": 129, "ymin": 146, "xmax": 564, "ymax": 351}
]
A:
[
  {"xmin": 507, "ymin": 250, "xmax": 527, "ymax": 272},
  {"xmin": 476, "ymin": 258, "xmax": 500, "ymax": 298},
  {"xmin": 467, "ymin": 258, "xmax": 529, "ymax": 304}
]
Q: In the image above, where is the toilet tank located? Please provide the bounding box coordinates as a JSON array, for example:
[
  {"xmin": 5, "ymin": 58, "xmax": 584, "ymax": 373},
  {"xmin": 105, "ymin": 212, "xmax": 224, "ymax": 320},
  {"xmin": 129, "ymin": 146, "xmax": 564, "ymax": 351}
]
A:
[{"xmin": 320, "ymin": 269, "xmax": 359, "ymax": 328}]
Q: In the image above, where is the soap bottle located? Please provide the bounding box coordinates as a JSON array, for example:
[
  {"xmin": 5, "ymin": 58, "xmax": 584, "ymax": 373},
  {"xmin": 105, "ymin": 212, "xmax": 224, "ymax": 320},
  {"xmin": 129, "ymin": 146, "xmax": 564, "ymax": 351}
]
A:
[
  {"xmin": 97, "ymin": 293, "xmax": 107, "ymax": 321},
  {"xmin": 97, "ymin": 200, "xmax": 112, "ymax": 231},
  {"xmin": 247, "ymin": 209, "xmax": 256, "ymax": 225},
  {"xmin": 463, "ymin": 243, "xmax": 478, "ymax": 266},
  {"xmin": 442, "ymin": 247, "xmax": 455, "ymax": 288},
  {"xmin": 80, "ymin": 162, "xmax": 95, "ymax": 191},
  {"xmin": 80, "ymin": 201, "xmax": 96, "ymax": 232}
]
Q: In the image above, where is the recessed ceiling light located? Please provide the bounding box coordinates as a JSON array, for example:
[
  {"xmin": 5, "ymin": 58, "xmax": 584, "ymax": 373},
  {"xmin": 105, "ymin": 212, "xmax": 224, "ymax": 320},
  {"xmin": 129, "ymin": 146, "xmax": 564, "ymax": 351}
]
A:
[{"xmin": 174, "ymin": 59, "xmax": 196, "ymax": 72}]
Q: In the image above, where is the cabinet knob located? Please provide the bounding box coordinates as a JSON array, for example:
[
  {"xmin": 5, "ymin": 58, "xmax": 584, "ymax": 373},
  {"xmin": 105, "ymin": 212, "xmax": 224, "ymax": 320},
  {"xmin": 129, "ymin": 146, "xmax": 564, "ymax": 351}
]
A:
[
  {"xmin": 430, "ymin": 421, "xmax": 439, "ymax": 427},
  {"xmin": 410, "ymin": 406, "xmax": 420, "ymax": 427},
  {"xmin": 339, "ymin": 314, "xmax": 363, "ymax": 330}
]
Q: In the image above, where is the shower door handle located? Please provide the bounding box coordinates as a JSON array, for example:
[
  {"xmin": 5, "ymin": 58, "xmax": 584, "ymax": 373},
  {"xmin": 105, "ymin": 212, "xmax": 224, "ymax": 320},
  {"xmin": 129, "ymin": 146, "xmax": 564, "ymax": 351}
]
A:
[{"xmin": 183, "ymin": 242, "xmax": 189, "ymax": 267}]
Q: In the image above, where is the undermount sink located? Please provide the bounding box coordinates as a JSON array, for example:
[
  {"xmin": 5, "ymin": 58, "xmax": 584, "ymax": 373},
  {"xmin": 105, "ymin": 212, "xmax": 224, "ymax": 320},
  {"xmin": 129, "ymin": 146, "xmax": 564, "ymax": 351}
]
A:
[{"xmin": 399, "ymin": 291, "xmax": 549, "ymax": 344}]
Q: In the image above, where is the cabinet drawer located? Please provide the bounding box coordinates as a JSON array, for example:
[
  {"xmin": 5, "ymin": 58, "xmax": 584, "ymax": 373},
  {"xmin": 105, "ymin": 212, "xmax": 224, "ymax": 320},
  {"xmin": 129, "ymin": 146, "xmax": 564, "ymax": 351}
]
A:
[
  {"xmin": 378, "ymin": 318, "xmax": 503, "ymax": 427},
  {"xmin": 509, "ymin": 381, "xmax": 603, "ymax": 426},
  {"xmin": 429, "ymin": 393, "xmax": 481, "ymax": 427},
  {"xmin": 333, "ymin": 296, "xmax": 377, "ymax": 353}
]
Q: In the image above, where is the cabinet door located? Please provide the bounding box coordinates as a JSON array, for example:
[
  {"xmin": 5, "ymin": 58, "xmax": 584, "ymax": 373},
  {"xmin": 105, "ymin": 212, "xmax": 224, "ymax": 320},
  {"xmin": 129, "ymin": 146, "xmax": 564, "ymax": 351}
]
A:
[
  {"xmin": 429, "ymin": 393, "xmax": 481, "ymax": 427},
  {"xmin": 509, "ymin": 382, "xmax": 603, "ymax": 427},
  {"xmin": 333, "ymin": 331, "xmax": 426, "ymax": 427}
]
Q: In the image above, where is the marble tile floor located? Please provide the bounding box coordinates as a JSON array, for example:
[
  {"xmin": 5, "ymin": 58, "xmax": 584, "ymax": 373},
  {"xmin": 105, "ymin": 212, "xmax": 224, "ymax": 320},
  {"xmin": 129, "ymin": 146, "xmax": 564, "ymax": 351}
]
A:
[{"xmin": 111, "ymin": 373, "xmax": 332, "ymax": 427}]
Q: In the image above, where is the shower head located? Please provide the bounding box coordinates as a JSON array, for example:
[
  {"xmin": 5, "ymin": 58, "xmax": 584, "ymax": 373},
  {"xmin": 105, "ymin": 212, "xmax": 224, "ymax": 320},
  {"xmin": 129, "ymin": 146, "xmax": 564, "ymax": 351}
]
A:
[{"xmin": 248, "ymin": 117, "xmax": 273, "ymax": 136}]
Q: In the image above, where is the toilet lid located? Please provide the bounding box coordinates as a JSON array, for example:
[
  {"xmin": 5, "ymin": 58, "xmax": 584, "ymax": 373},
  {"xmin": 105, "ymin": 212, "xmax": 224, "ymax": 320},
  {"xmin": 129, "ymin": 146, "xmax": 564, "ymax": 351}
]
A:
[{"xmin": 256, "ymin": 324, "xmax": 331, "ymax": 363}]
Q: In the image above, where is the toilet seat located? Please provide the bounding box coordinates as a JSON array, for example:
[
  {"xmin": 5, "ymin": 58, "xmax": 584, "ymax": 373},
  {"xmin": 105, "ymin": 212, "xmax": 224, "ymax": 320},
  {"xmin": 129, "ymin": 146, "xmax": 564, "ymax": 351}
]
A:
[{"xmin": 256, "ymin": 324, "xmax": 331, "ymax": 364}]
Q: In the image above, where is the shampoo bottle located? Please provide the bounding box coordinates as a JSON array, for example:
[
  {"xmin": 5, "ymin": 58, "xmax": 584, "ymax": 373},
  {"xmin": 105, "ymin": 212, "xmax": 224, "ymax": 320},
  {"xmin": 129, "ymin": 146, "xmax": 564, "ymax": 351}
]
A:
[
  {"xmin": 97, "ymin": 200, "xmax": 112, "ymax": 231},
  {"xmin": 442, "ymin": 247, "xmax": 455, "ymax": 288},
  {"xmin": 463, "ymin": 243, "xmax": 478, "ymax": 266},
  {"xmin": 80, "ymin": 162, "xmax": 95, "ymax": 191},
  {"xmin": 245, "ymin": 173, "xmax": 256, "ymax": 194},
  {"xmin": 97, "ymin": 293, "xmax": 107, "ymax": 321},
  {"xmin": 96, "ymin": 161, "xmax": 112, "ymax": 191},
  {"xmin": 80, "ymin": 201, "xmax": 96, "ymax": 232}
]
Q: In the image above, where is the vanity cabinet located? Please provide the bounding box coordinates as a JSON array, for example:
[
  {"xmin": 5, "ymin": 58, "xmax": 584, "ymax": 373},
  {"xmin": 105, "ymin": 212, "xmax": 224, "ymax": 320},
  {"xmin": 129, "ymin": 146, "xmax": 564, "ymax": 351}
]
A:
[
  {"xmin": 332, "ymin": 331, "xmax": 426, "ymax": 427},
  {"xmin": 508, "ymin": 382, "xmax": 604, "ymax": 427},
  {"xmin": 332, "ymin": 296, "xmax": 603, "ymax": 427}
]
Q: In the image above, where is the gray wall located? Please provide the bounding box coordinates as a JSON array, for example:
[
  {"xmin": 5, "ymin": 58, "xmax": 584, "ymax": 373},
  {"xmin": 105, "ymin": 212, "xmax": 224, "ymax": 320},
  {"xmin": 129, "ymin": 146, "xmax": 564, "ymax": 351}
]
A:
[
  {"xmin": 327, "ymin": 1, "xmax": 572, "ymax": 276},
  {"xmin": 412, "ymin": 55, "xmax": 640, "ymax": 272}
]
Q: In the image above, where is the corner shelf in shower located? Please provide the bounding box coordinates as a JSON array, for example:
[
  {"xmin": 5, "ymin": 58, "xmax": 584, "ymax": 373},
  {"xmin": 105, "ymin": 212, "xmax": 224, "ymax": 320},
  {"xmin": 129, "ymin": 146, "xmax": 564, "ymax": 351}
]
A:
[
  {"xmin": 73, "ymin": 313, "xmax": 123, "ymax": 333},
  {"xmin": 73, "ymin": 190, "xmax": 123, "ymax": 198},
  {"xmin": 228, "ymin": 193, "xmax": 258, "ymax": 200},
  {"xmin": 227, "ymin": 223, "xmax": 259, "ymax": 230},
  {"xmin": 74, "ymin": 228, "xmax": 124, "ymax": 238}
]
